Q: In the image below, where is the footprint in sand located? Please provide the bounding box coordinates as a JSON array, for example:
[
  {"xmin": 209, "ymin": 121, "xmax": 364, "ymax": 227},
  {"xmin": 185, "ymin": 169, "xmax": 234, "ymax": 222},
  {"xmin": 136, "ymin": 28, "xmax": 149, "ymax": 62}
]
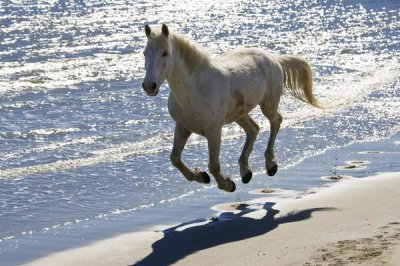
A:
[
  {"xmin": 346, "ymin": 160, "xmax": 370, "ymax": 165},
  {"xmin": 320, "ymin": 175, "xmax": 353, "ymax": 182},
  {"xmin": 335, "ymin": 160, "xmax": 369, "ymax": 171},
  {"xmin": 310, "ymin": 222, "xmax": 400, "ymax": 265},
  {"xmin": 358, "ymin": 151, "xmax": 384, "ymax": 155},
  {"xmin": 211, "ymin": 201, "xmax": 265, "ymax": 213},
  {"xmin": 249, "ymin": 188, "xmax": 287, "ymax": 195}
]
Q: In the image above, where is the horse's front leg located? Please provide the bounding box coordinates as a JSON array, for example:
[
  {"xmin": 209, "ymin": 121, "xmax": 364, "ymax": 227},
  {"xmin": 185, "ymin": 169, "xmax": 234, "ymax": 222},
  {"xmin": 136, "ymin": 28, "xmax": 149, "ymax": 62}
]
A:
[
  {"xmin": 206, "ymin": 129, "xmax": 236, "ymax": 192},
  {"xmin": 170, "ymin": 124, "xmax": 210, "ymax": 184}
]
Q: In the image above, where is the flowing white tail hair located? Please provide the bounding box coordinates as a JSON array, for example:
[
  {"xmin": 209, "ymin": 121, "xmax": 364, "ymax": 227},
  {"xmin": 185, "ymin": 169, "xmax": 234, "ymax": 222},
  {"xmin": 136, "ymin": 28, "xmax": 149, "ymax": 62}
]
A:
[{"xmin": 279, "ymin": 56, "xmax": 325, "ymax": 108}]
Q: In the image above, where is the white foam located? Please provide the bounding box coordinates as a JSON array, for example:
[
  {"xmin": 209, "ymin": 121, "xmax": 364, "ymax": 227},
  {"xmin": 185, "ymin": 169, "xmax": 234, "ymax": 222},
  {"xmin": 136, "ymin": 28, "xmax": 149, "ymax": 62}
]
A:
[
  {"xmin": 0, "ymin": 133, "xmax": 172, "ymax": 179},
  {"xmin": 1, "ymin": 136, "xmax": 102, "ymax": 159}
]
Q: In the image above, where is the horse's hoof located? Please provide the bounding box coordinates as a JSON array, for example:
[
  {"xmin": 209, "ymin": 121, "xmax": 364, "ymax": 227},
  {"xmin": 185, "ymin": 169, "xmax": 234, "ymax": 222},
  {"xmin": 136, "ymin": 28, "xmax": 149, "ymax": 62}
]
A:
[
  {"xmin": 226, "ymin": 178, "xmax": 236, "ymax": 192},
  {"xmin": 241, "ymin": 170, "xmax": 252, "ymax": 184},
  {"xmin": 218, "ymin": 178, "xmax": 236, "ymax": 192},
  {"xmin": 267, "ymin": 163, "xmax": 278, "ymax": 176},
  {"xmin": 199, "ymin": 171, "xmax": 211, "ymax": 184}
]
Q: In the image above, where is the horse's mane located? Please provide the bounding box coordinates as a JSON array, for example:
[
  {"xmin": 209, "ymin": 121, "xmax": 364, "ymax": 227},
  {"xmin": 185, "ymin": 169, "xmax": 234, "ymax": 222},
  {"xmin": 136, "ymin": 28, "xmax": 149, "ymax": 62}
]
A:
[{"xmin": 171, "ymin": 33, "xmax": 210, "ymax": 73}]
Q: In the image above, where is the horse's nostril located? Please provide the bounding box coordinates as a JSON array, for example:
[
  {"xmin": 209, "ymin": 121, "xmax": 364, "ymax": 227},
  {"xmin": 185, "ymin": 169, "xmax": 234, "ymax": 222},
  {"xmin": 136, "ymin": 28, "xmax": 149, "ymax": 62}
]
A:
[
  {"xmin": 142, "ymin": 82, "xmax": 145, "ymax": 90},
  {"xmin": 152, "ymin": 83, "xmax": 157, "ymax": 90}
]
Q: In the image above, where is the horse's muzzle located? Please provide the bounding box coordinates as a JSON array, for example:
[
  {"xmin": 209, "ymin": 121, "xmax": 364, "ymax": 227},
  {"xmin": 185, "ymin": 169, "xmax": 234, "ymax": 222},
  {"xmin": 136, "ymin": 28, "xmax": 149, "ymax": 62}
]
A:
[{"xmin": 142, "ymin": 82, "xmax": 158, "ymax": 96}]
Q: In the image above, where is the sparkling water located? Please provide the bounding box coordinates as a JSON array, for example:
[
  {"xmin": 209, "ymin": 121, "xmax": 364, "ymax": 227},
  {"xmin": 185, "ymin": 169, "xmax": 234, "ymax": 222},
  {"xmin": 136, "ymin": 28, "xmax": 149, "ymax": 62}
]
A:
[{"xmin": 0, "ymin": 0, "xmax": 399, "ymax": 264}]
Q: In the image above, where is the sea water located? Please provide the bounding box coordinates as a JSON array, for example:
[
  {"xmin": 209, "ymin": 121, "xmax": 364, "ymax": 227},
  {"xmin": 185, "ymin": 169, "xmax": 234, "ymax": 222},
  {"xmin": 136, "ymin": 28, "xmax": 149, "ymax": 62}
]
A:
[{"xmin": 0, "ymin": 0, "xmax": 399, "ymax": 264}]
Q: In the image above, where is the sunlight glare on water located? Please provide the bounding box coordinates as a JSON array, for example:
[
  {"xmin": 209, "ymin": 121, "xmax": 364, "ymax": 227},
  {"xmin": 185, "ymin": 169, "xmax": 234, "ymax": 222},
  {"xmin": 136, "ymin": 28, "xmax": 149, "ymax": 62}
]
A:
[{"xmin": 0, "ymin": 0, "xmax": 399, "ymax": 263}]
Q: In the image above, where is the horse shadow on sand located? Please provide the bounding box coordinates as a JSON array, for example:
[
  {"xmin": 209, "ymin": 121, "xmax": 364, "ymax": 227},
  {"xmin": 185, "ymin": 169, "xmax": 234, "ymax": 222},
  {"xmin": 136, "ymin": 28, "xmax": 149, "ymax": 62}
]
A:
[{"xmin": 132, "ymin": 202, "xmax": 335, "ymax": 266}]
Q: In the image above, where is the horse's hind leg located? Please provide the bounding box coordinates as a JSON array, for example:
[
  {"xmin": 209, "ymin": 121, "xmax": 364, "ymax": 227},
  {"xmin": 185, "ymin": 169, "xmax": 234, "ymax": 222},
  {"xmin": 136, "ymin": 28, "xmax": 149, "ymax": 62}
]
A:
[
  {"xmin": 206, "ymin": 129, "xmax": 236, "ymax": 192},
  {"xmin": 170, "ymin": 124, "xmax": 210, "ymax": 184},
  {"xmin": 260, "ymin": 100, "xmax": 282, "ymax": 176},
  {"xmin": 236, "ymin": 114, "xmax": 260, "ymax": 184}
]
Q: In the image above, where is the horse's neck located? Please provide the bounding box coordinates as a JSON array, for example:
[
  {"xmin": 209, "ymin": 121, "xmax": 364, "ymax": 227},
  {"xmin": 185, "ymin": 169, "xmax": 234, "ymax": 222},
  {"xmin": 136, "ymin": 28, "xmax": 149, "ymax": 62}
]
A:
[
  {"xmin": 167, "ymin": 58, "xmax": 193, "ymax": 106},
  {"xmin": 167, "ymin": 36, "xmax": 207, "ymax": 105}
]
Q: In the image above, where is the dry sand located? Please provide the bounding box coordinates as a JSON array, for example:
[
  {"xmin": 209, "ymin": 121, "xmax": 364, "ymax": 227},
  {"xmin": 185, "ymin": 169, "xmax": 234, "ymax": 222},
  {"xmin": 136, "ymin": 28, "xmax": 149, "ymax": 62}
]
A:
[{"xmin": 24, "ymin": 171, "xmax": 400, "ymax": 266}]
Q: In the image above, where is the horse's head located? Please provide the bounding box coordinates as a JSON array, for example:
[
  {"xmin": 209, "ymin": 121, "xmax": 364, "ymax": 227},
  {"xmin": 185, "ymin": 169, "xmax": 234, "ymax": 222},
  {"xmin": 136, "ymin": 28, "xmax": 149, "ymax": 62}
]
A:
[{"xmin": 142, "ymin": 24, "xmax": 173, "ymax": 96}]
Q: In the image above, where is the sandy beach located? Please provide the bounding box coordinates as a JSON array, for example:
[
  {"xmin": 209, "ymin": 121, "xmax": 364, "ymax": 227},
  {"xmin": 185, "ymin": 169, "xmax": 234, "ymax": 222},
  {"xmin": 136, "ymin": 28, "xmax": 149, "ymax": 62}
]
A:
[
  {"xmin": 1, "ymin": 1, "xmax": 399, "ymax": 265},
  {"xmin": 24, "ymin": 169, "xmax": 400, "ymax": 266}
]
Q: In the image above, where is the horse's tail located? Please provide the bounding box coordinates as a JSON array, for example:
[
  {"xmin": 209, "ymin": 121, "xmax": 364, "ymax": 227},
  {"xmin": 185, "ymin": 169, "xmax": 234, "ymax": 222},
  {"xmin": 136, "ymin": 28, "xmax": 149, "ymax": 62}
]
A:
[{"xmin": 278, "ymin": 55, "xmax": 324, "ymax": 108}]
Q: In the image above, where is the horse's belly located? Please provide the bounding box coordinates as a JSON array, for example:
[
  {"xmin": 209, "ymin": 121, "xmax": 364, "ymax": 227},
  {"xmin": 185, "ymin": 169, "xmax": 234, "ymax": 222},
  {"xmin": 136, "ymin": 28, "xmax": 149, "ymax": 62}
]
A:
[
  {"xmin": 224, "ymin": 104, "xmax": 256, "ymax": 124},
  {"xmin": 224, "ymin": 84, "xmax": 262, "ymax": 123}
]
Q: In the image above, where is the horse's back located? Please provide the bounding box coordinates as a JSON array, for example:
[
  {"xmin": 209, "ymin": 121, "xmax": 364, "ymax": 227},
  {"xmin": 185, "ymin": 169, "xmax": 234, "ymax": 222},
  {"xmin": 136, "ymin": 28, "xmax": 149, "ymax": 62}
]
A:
[
  {"xmin": 215, "ymin": 48, "xmax": 283, "ymax": 123},
  {"xmin": 219, "ymin": 48, "xmax": 280, "ymax": 73},
  {"xmin": 217, "ymin": 47, "xmax": 283, "ymax": 91}
]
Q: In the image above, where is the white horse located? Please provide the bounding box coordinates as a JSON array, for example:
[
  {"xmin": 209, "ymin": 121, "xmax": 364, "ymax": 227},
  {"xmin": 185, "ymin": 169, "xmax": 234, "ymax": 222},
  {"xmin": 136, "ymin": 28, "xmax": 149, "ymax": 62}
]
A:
[{"xmin": 142, "ymin": 24, "xmax": 322, "ymax": 192}]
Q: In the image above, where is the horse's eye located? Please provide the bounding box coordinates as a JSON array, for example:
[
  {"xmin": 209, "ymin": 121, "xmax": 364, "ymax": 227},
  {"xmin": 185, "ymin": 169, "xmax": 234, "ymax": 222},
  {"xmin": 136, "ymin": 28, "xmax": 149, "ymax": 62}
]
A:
[{"xmin": 162, "ymin": 51, "xmax": 168, "ymax": 57}]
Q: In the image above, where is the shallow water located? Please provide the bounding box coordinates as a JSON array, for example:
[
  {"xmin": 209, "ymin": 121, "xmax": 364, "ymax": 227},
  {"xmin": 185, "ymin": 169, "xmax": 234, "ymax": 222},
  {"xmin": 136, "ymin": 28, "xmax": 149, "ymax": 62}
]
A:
[{"xmin": 0, "ymin": 0, "xmax": 399, "ymax": 264}]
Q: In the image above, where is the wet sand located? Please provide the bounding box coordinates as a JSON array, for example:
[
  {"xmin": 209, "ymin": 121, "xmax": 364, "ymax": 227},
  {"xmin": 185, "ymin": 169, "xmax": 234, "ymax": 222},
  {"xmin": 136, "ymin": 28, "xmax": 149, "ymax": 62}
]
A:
[{"xmin": 24, "ymin": 170, "xmax": 400, "ymax": 266}]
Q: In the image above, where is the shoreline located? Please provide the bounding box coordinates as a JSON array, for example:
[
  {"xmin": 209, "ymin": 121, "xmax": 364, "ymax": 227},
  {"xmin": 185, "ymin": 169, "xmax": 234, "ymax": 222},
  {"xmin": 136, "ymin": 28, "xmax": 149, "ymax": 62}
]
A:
[
  {"xmin": 1, "ymin": 0, "xmax": 399, "ymax": 265},
  {"xmin": 3, "ymin": 133, "xmax": 398, "ymax": 266},
  {"xmin": 24, "ymin": 172, "xmax": 400, "ymax": 266},
  {"xmin": 24, "ymin": 162, "xmax": 400, "ymax": 265}
]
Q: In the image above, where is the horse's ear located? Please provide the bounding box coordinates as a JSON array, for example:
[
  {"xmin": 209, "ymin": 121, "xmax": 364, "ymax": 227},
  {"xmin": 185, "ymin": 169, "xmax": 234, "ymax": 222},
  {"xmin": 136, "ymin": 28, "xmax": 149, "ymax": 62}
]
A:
[
  {"xmin": 161, "ymin": 24, "xmax": 169, "ymax": 37},
  {"xmin": 145, "ymin": 24, "xmax": 151, "ymax": 37}
]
